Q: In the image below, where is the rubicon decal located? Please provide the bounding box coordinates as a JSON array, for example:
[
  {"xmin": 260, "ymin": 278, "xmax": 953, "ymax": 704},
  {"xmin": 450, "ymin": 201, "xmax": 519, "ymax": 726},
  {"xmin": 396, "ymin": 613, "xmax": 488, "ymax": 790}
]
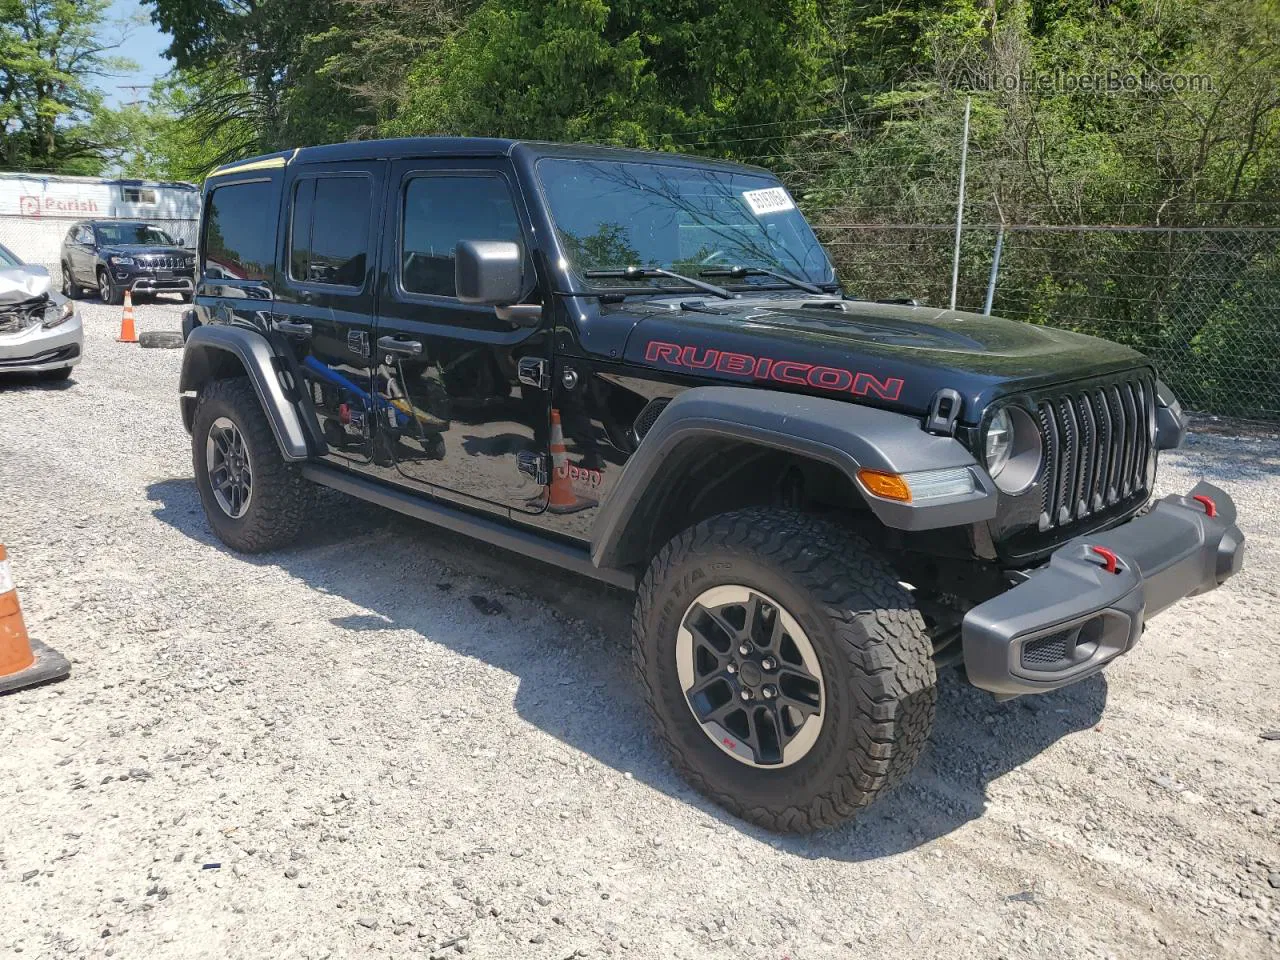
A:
[{"xmin": 644, "ymin": 341, "xmax": 904, "ymax": 401}]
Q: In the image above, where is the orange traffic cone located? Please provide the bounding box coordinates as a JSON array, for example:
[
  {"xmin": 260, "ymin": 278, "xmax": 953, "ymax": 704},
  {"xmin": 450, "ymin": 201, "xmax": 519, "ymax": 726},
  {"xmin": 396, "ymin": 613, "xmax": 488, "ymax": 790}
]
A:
[
  {"xmin": 116, "ymin": 289, "xmax": 138, "ymax": 343},
  {"xmin": 0, "ymin": 545, "xmax": 70, "ymax": 695},
  {"xmin": 541, "ymin": 410, "xmax": 597, "ymax": 515}
]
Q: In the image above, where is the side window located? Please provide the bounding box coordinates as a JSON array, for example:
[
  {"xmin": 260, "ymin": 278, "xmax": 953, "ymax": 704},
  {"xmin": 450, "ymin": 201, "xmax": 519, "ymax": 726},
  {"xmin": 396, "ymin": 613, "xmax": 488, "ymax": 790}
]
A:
[
  {"xmin": 75, "ymin": 226, "xmax": 92, "ymax": 245},
  {"xmin": 203, "ymin": 181, "xmax": 273, "ymax": 281},
  {"xmin": 288, "ymin": 175, "xmax": 370, "ymax": 287},
  {"xmin": 400, "ymin": 175, "xmax": 523, "ymax": 298}
]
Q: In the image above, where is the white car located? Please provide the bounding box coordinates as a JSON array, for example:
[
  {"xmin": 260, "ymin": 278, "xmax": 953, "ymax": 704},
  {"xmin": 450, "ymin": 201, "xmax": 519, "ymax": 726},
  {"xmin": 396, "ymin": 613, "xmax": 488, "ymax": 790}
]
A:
[{"xmin": 0, "ymin": 241, "xmax": 82, "ymax": 381}]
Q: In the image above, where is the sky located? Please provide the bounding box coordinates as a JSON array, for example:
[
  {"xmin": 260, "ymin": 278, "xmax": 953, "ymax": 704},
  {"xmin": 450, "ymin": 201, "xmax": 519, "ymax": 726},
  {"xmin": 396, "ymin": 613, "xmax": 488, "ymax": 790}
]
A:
[{"xmin": 102, "ymin": 0, "xmax": 173, "ymax": 108}]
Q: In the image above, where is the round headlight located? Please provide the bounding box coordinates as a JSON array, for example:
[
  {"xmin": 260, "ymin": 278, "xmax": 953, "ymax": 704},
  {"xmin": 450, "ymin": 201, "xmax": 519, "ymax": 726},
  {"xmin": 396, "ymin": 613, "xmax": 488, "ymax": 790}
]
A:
[
  {"xmin": 985, "ymin": 408, "xmax": 1013, "ymax": 478},
  {"xmin": 984, "ymin": 406, "xmax": 1043, "ymax": 495}
]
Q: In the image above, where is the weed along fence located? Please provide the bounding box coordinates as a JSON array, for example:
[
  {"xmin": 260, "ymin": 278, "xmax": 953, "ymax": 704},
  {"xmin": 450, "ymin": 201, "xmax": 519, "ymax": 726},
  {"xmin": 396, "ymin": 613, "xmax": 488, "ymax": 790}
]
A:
[{"xmin": 0, "ymin": 173, "xmax": 201, "ymax": 281}]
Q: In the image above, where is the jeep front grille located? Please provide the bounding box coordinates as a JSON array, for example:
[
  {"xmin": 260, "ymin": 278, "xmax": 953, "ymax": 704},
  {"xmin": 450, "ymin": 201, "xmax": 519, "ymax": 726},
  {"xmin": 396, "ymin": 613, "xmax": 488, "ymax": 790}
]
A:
[
  {"xmin": 141, "ymin": 255, "xmax": 183, "ymax": 270},
  {"xmin": 1036, "ymin": 374, "xmax": 1156, "ymax": 532}
]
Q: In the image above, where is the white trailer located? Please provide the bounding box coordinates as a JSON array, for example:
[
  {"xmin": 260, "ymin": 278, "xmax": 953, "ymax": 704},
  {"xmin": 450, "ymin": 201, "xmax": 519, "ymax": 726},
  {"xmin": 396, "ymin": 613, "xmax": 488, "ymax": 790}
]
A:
[{"xmin": 0, "ymin": 173, "xmax": 201, "ymax": 282}]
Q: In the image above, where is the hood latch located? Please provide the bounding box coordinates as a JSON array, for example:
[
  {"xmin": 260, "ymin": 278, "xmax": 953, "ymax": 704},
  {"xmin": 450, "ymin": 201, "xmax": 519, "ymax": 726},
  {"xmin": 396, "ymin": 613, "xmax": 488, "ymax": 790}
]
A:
[{"xmin": 924, "ymin": 388, "xmax": 963, "ymax": 435}]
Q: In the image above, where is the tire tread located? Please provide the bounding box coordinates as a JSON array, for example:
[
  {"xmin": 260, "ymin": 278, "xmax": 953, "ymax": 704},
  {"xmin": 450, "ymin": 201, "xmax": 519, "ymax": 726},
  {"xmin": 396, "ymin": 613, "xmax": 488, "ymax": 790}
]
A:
[
  {"xmin": 632, "ymin": 507, "xmax": 936, "ymax": 833},
  {"xmin": 192, "ymin": 377, "xmax": 314, "ymax": 552}
]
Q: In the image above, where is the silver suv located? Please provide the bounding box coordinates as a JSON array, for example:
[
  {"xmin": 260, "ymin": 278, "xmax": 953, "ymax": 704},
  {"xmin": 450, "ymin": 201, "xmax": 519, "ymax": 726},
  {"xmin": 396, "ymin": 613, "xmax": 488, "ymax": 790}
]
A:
[{"xmin": 0, "ymin": 241, "xmax": 82, "ymax": 381}]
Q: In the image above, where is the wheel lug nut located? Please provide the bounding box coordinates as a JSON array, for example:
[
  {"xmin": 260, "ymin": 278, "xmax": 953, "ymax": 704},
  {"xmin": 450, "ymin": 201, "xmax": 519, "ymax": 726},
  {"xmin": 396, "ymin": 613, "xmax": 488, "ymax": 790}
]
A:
[
  {"xmin": 738, "ymin": 644, "xmax": 751, "ymax": 656},
  {"xmin": 726, "ymin": 663, "xmax": 737, "ymax": 675},
  {"xmin": 761, "ymin": 657, "xmax": 777, "ymax": 671},
  {"xmin": 740, "ymin": 689, "xmax": 753, "ymax": 701},
  {"xmin": 762, "ymin": 685, "xmax": 777, "ymax": 699}
]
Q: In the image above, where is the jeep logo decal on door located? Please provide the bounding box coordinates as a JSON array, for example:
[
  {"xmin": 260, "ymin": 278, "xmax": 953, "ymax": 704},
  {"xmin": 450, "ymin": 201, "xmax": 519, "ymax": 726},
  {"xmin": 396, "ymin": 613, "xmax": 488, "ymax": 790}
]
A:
[{"xmin": 644, "ymin": 340, "xmax": 904, "ymax": 402}]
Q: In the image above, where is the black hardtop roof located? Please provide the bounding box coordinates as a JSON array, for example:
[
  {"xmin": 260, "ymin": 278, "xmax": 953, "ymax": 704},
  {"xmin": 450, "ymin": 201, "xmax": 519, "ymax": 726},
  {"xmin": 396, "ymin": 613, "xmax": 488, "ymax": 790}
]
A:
[{"xmin": 214, "ymin": 137, "xmax": 772, "ymax": 177}]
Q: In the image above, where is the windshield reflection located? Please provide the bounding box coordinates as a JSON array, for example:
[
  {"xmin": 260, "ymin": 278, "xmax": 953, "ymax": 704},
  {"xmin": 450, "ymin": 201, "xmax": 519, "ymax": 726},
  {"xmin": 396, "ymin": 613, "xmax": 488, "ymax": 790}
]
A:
[{"xmin": 537, "ymin": 159, "xmax": 835, "ymax": 291}]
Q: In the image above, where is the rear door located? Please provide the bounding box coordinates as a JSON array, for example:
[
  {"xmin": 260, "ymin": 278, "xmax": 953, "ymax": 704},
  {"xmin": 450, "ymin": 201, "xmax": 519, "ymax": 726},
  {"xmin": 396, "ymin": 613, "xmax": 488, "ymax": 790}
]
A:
[
  {"xmin": 271, "ymin": 161, "xmax": 386, "ymax": 467},
  {"xmin": 197, "ymin": 172, "xmax": 281, "ymax": 338},
  {"xmin": 372, "ymin": 159, "xmax": 551, "ymax": 514}
]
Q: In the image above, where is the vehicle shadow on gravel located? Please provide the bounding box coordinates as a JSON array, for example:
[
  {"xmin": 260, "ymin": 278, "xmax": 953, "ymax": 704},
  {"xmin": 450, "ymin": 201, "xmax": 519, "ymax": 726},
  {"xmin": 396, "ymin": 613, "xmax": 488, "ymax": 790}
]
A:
[
  {"xmin": 147, "ymin": 477, "xmax": 1107, "ymax": 861},
  {"xmin": 0, "ymin": 373, "xmax": 76, "ymax": 391}
]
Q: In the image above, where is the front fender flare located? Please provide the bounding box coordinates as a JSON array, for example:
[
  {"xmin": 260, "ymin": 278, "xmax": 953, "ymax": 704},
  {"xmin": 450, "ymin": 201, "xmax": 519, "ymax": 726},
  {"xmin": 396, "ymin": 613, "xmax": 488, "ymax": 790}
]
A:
[
  {"xmin": 179, "ymin": 325, "xmax": 310, "ymax": 461},
  {"xmin": 590, "ymin": 386, "xmax": 996, "ymax": 570}
]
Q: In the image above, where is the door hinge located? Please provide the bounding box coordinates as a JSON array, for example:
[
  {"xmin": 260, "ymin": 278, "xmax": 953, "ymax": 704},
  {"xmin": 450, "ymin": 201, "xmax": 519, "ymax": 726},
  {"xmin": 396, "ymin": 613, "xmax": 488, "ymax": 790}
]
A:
[
  {"xmin": 517, "ymin": 450, "xmax": 548, "ymax": 486},
  {"xmin": 348, "ymin": 330, "xmax": 370, "ymax": 357},
  {"xmin": 517, "ymin": 357, "xmax": 550, "ymax": 390}
]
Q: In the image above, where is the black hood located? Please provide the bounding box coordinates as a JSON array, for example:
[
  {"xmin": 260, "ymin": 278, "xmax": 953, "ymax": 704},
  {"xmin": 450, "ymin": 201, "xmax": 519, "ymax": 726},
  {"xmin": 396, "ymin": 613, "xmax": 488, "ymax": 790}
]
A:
[{"xmin": 618, "ymin": 295, "xmax": 1151, "ymax": 424}]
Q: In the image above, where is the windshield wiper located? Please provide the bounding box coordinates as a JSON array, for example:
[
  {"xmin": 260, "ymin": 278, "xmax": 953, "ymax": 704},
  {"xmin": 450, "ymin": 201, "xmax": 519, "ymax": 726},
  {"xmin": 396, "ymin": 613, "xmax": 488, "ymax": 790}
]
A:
[
  {"xmin": 583, "ymin": 266, "xmax": 733, "ymax": 300},
  {"xmin": 698, "ymin": 266, "xmax": 827, "ymax": 295}
]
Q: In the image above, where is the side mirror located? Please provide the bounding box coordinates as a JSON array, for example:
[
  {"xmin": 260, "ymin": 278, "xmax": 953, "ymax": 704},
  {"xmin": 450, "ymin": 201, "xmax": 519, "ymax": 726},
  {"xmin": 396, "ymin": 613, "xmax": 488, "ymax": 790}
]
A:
[
  {"xmin": 455, "ymin": 240, "xmax": 523, "ymax": 305},
  {"xmin": 177, "ymin": 238, "xmax": 187, "ymax": 247},
  {"xmin": 454, "ymin": 240, "xmax": 541, "ymax": 326}
]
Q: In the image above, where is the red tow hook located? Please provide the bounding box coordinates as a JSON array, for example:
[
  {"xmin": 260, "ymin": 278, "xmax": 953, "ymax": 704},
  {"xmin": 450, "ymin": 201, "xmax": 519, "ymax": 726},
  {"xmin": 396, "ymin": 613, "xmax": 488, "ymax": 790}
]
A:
[
  {"xmin": 1192, "ymin": 494, "xmax": 1217, "ymax": 518},
  {"xmin": 1090, "ymin": 545, "xmax": 1120, "ymax": 574}
]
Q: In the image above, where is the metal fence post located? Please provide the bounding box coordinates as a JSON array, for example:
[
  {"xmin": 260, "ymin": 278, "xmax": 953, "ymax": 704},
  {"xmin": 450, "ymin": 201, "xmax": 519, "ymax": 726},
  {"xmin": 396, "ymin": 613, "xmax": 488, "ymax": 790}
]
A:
[
  {"xmin": 949, "ymin": 97, "xmax": 971, "ymax": 311},
  {"xmin": 983, "ymin": 223, "xmax": 1005, "ymax": 315}
]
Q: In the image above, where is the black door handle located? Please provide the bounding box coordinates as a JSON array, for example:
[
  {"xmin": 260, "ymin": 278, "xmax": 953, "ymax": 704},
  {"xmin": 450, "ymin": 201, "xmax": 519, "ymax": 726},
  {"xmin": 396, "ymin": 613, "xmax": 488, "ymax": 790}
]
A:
[
  {"xmin": 276, "ymin": 320, "xmax": 313, "ymax": 337},
  {"xmin": 377, "ymin": 336, "xmax": 423, "ymax": 356}
]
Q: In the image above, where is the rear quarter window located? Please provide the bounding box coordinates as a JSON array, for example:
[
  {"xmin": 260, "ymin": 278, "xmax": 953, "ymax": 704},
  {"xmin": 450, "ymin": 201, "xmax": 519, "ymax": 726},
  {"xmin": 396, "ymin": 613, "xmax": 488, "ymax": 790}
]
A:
[{"xmin": 203, "ymin": 181, "xmax": 274, "ymax": 282}]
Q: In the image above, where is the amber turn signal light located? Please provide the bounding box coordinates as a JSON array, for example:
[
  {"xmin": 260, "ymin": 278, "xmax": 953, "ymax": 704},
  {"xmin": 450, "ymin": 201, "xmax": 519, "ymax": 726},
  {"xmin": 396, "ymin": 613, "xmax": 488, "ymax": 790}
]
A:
[{"xmin": 857, "ymin": 469, "xmax": 912, "ymax": 502}]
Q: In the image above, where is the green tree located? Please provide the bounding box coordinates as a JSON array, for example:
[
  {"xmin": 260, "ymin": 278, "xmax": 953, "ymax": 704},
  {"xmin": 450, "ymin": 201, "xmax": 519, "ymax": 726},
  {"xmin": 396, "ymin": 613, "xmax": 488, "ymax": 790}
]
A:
[
  {"xmin": 390, "ymin": 0, "xmax": 656, "ymax": 144},
  {"xmin": 145, "ymin": 0, "xmax": 370, "ymax": 152},
  {"xmin": 389, "ymin": 0, "xmax": 826, "ymax": 150},
  {"xmin": 107, "ymin": 71, "xmax": 259, "ymax": 180},
  {"xmin": 0, "ymin": 0, "xmax": 136, "ymax": 173}
]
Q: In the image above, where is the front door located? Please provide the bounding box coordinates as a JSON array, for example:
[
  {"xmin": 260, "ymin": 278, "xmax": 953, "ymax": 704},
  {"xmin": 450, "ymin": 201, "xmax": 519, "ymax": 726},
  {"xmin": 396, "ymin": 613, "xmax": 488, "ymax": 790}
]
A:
[
  {"xmin": 272, "ymin": 160, "xmax": 386, "ymax": 467},
  {"xmin": 70, "ymin": 224, "xmax": 94, "ymax": 286},
  {"xmin": 373, "ymin": 160, "xmax": 550, "ymax": 514}
]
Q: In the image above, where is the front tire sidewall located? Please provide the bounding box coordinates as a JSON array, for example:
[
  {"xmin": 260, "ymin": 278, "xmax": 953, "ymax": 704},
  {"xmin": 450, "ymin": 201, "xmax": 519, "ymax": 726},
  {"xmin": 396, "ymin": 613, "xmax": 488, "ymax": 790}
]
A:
[
  {"xmin": 98, "ymin": 271, "xmax": 121, "ymax": 305},
  {"xmin": 639, "ymin": 547, "xmax": 859, "ymax": 814},
  {"xmin": 61, "ymin": 265, "xmax": 80, "ymax": 299}
]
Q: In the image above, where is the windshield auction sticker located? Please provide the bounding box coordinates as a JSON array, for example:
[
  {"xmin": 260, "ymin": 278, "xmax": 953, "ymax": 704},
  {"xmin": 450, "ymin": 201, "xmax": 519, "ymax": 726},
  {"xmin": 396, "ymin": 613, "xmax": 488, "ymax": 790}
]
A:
[{"xmin": 742, "ymin": 187, "xmax": 796, "ymax": 216}]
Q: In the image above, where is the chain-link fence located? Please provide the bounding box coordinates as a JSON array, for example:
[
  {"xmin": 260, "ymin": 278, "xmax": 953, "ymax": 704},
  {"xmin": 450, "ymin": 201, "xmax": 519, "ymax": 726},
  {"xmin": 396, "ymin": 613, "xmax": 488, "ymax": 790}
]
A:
[
  {"xmin": 664, "ymin": 107, "xmax": 1280, "ymax": 422},
  {"xmin": 811, "ymin": 222, "xmax": 1280, "ymax": 420},
  {"xmin": 0, "ymin": 174, "xmax": 200, "ymax": 285}
]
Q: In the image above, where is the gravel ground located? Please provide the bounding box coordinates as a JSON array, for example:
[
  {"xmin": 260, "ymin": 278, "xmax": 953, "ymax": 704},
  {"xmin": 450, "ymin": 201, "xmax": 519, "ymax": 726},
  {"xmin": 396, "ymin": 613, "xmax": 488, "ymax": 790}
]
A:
[{"xmin": 1, "ymin": 297, "xmax": 1278, "ymax": 960}]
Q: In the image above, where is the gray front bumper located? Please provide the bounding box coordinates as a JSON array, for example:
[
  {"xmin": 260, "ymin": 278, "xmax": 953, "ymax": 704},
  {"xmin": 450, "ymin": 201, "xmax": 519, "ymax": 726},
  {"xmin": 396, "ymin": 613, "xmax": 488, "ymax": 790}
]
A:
[
  {"xmin": 962, "ymin": 481, "xmax": 1244, "ymax": 697},
  {"xmin": 0, "ymin": 313, "xmax": 83, "ymax": 373}
]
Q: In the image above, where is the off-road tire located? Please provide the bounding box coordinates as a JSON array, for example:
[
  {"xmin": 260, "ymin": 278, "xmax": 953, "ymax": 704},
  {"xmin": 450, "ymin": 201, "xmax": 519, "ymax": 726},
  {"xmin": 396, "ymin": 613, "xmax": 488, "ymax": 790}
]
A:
[
  {"xmin": 138, "ymin": 330, "xmax": 185, "ymax": 349},
  {"xmin": 192, "ymin": 377, "xmax": 314, "ymax": 552},
  {"xmin": 633, "ymin": 508, "xmax": 936, "ymax": 832}
]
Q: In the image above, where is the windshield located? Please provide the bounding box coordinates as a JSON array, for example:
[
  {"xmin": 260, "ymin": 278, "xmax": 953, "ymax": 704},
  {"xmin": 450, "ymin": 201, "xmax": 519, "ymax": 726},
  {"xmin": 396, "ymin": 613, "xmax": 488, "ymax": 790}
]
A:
[
  {"xmin": 0, "ymin": 243, "xmax": 19, "ymax": 268},
  {"xmin": 537, "ymin": 158, "xmax": 836, "ymax": 292},
  {"xmin": 95, "ymin": 223, "xmax": 175, "ymax": 246}
]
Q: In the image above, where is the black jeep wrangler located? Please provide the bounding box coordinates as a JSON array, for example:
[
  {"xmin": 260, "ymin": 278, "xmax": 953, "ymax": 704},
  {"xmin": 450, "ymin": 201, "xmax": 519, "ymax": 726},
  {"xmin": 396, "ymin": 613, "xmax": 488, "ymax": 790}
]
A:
[{"xmin": 179, "ymin": 138, "xmax": 1244, "ymax": 832}]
